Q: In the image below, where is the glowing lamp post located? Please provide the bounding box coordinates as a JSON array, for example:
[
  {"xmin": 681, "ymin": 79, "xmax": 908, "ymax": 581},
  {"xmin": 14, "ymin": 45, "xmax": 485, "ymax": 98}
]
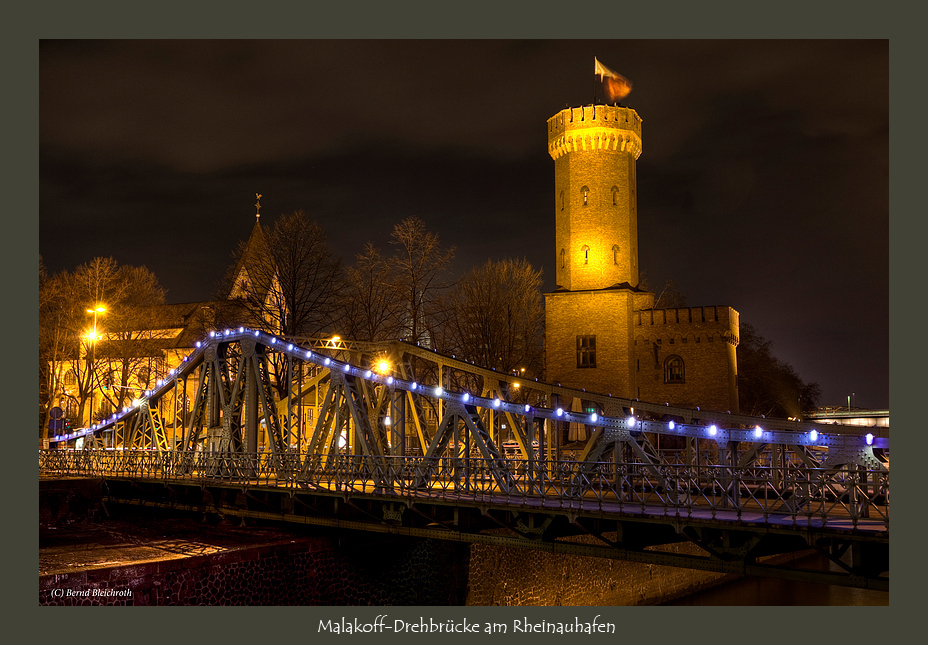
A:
[{"xmin": 85, "ymin": 306, "xmax": 106, "ymax": 426}]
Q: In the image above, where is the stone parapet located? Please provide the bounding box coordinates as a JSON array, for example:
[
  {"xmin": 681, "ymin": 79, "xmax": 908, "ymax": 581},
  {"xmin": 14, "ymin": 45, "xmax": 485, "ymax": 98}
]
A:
[{"xmin": 548, "ymin": 105, "xmax": 642, "ymax": 160}]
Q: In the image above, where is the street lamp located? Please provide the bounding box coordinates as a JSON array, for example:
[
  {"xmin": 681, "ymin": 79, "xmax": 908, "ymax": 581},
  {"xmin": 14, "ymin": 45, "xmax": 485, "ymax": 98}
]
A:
[{"xmin": 85, "ymin": 306, "xmax": 106, "ymax": 426}]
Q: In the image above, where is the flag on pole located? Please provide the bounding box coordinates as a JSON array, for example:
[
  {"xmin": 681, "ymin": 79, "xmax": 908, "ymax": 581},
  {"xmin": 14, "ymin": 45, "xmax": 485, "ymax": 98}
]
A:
[{"xmin": 594, "ymin": 57, "xmax": 632, "ymax": 102}]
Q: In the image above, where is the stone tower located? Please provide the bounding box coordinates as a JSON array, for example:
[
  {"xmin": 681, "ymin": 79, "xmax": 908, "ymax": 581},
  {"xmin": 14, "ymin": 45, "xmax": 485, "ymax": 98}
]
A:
[
  {"xmin": 544, "ymin": 104, "xmax": 740, "ymax": 413},
  {"xmin": 545, "ymin": 104, "xmax": 654, "ymax": 399},
  {"xmin": 549, "ymin": 104, "xmax": 643, "ymax": 292}
]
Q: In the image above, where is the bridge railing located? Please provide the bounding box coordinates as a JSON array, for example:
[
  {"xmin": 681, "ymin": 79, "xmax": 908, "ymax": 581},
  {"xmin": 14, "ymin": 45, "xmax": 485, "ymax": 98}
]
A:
[{"xmin": 39, "ymin": 450, "xmax": 887, "ymax": 529}]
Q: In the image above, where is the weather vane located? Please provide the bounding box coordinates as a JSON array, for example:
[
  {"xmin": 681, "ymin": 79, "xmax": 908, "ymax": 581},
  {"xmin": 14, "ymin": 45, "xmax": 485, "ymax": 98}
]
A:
[{"xmin": 255, "ymin": 193, "xmax": 262, "ymax": 220}]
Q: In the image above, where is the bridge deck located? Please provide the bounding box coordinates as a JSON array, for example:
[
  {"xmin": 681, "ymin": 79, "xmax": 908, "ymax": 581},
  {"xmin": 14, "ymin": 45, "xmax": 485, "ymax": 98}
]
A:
[{"xmin": 89, "ymin": 469, "xmax": 888, "ymax": 536}]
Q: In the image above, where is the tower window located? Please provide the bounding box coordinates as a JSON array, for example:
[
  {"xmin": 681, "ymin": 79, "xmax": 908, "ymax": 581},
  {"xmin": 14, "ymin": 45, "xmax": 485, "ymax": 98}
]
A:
[
  {"xmin": 560, "ymin": 190, "xmax": 565, "ymax": 211},
  {"xmin": 560, "ymin": 248, "xmax": 565, "ymax": 268},
  {"xmin": 612, "ymin": 244, "xmax": 619, "ymax": 265},
  {"xmin": 581, "ymin": 186, "xmax": 590, "ymax": 206},
  {"xmin": 612, "ymin": 186, "xmax": 619, "ymax": 206},
  {"xmin": 581, "ymin": 245, "xmax": 590, "ymax": 265},
  {"xmin": 664, "ymin": 355, "xmax": 685, "ymax": 384},
  {"xmin": 577, "ymin": 335, "xmax": 596, "ymax": 369}
]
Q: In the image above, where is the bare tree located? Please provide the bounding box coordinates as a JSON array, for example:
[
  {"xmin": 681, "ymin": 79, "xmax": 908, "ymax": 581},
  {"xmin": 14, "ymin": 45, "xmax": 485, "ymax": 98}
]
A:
[
  {"xmin": 39, "ymin": 257, "xmax": 166, "ymax": 431},
  {"xmin": 639, "ymin": 272, "xmax": 688, "ymax": 309},
  {"xmin": 229, "ymin": 210, "xmax": 344, "ymax": 338},
  {"xmin": 443, "ymin": 258, "xmax": 545, "ymax": 377},
  {"xmin": 222, "ymin": 211, "xmax": 344, "ymax": 400},
  {"xmin": 388, "ymin": 216, "xmax": 455, "ymax": 346},
  {"xmin": 95, "ymin": 265, "xmax": 167, "ymax": 414},
  {"xmin": 39, "ymin": 256, "xmax": 75, "ymax": 438},
  {"xmin": 344, "ymin": 243, "xmax": 405, "ymax": 341}
]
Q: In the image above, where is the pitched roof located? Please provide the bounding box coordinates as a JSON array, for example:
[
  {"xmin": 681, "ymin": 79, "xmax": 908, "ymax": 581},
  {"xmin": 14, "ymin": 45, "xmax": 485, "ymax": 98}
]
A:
[{"xmin": 224, "ymin": 217, "xmax": 274, "ymax": 301}]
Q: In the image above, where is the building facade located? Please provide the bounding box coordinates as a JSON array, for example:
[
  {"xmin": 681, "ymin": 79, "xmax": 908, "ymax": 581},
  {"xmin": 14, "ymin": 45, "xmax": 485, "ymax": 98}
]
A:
[{"xmin": 544, "ymin": 104, "xmax": 740, "ymax": 414}]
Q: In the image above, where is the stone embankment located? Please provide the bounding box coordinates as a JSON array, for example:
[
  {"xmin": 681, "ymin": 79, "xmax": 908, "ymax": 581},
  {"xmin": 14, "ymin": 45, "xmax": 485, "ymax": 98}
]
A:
[{"xmin": 40, "ymin": 476, "xmax": 730, "ymax": 606}]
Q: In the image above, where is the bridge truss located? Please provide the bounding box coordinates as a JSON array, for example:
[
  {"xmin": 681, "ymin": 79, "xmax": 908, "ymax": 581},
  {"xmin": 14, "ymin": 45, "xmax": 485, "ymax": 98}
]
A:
[{"xmin": 43, "ymin": 327, "xmax": 889, "ymax": 590}]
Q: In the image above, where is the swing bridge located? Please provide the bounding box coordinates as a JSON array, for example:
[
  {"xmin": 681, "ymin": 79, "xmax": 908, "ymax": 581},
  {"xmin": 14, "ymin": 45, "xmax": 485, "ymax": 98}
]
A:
[{"xmin": 40, "ymin": 327, "xmax": 889, "ymax": 591}]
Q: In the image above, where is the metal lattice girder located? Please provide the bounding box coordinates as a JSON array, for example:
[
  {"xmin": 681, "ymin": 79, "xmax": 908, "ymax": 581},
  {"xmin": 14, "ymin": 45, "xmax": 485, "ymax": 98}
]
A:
[
  {"xmin": 417, "ymin": 401, "xmax": 515, "ymax": 493},
  {"xmin": 182, "ymin": 358, "xmax": 211, "ymax": 450},
  {"xmin": 306, "ymin": 379, "xmax": 339, "ymax": 457},
  {"xmin": 245, "ymin": 339, "xmax": 287, "ymax": 455},
  {"xmin": 502, "ymin": 409, "xmax": 534, "ymax": 460},
  {"xmin": 336, "ymin": 372, "xmax": 382, "ymax": 456},
  {"xmin": 216, "ymin": 344, "xmax": 247, "ymax": 454},
  {"xmin": 357, "ymin": 375, "xmax": 390, "ymax": 454},
  {"xmin": 821, "ymin": 438, "xmax": 888, "ymax": 471},
  {"xmin": 277, "ymin": 366, "xmax": 330, "ymax": 449},
  {"xmin": 127, "ymin": 400, "xmax": 170, "ymax": 451},
  {"xmin": 391, "ymin": 358, "xmax": 433, "ymax": 454},
  {"xmin": 77, "ymin": 327, "xmax": 888, "ymax": 489},
  {"xmin": 302, "ymin": 370, "xmax": 388, "ymax": 486}
]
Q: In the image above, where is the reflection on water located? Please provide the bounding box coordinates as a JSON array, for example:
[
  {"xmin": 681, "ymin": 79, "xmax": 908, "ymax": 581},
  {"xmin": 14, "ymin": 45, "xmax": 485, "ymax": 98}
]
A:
[{"xmin": 664, "ymin": 553, "xmax": 888, "ymax": 606}]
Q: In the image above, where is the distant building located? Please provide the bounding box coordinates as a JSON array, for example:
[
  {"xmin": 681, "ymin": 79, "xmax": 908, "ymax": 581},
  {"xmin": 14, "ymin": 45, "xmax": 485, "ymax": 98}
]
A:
[
  {"xmin": 807, "ymin": 407, "xmax": 889, "ymax": 429},
  {"xmin": 544, "ymin": 104, "xmax": 740, "ymax": 416},
  {"xmin": 50, "ymin": 221, "xmax": 265, "ymax": 434}
]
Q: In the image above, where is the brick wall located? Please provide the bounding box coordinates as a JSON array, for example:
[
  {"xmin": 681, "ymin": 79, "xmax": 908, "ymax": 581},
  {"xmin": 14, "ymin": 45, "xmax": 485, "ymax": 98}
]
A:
[
  {"xmin": 545, "ymin": 289, "xmax": 638, "ymax": 398},
  {"xmin": 634, "ymin": 306, "xmax": 740, "ymax": 413}
]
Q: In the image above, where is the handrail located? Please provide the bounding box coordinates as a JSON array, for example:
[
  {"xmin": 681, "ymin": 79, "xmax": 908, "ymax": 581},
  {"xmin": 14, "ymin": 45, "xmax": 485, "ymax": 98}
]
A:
[{"xmin": 40, "ymin": 449, "xmax": 888, "ymax": 530}]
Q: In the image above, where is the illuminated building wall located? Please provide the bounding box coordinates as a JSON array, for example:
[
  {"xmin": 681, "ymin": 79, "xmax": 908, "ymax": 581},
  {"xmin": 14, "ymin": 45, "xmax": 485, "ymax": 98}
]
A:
[{"xmin": 544, "ymin": 105, "xmax": 740, "ymax": 414}]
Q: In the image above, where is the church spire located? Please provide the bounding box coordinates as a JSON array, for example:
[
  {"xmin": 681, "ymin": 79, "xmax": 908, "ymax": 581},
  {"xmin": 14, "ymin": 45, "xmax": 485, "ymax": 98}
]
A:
[{"xmin": 255, "ymin": 193, "xmax": 262, "ymax": 222}]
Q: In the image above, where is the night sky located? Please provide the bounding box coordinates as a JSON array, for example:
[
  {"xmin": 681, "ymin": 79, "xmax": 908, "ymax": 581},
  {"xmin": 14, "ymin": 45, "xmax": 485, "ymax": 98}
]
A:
[{"xmin": 39, "ymin": 40, "xmax": 888, "ymax": 410}]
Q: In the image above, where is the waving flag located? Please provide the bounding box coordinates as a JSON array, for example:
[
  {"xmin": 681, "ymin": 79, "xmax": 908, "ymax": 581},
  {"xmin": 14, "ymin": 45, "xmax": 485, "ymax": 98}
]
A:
[{"xmin": 594, "ymin": 57, "xmax": 632, "ymax": 102}]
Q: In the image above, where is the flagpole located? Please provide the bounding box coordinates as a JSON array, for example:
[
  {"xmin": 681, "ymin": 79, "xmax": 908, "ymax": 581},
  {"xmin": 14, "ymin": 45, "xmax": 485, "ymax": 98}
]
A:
[{"xmin": 593, "ymin": 58, "xmax": 597, "ymax": 104}]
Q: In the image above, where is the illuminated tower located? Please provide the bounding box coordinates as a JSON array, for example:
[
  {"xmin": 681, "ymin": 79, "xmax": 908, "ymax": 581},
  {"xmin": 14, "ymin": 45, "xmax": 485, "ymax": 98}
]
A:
[
  {"xmin": 545, "ymin": 104, "xmax": 653, "ymax": 399},
  {"xmin": 544, "ymin": 104, "xmax": 740, "ymax": 414},
  {"xmin": 549, "ymin": 104, "xmax": 642, "ymax": 292}
]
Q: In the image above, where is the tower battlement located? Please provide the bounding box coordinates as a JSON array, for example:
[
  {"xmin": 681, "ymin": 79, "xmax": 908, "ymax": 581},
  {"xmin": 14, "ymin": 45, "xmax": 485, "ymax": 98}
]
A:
[
  {"xmin": 635, "ymin": 306, "xmax": 740, "ymax": 347},
  {"xmin": 635, "ymin": 306, "xmax": 738, "ymax": 330},
  {"xmin": 547, "ymin": 105, "xmax": 642, "ymax": 160}
]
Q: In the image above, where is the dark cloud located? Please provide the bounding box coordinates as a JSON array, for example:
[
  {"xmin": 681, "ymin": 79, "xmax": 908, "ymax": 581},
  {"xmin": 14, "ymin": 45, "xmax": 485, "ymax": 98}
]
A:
[{"xmin": 39, "ymin": 39, "xmax": 888, "ymax": 409}]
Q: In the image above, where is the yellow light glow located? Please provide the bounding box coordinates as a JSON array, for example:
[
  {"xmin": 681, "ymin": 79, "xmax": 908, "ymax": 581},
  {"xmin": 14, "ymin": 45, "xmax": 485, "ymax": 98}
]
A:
[
  {"xmin": 512, "ymin": 382, "xmax": 520, "ymax": 389},
  {"xmin": 375, "ymin": 359, "xmax": 392, "ymax": 374}
]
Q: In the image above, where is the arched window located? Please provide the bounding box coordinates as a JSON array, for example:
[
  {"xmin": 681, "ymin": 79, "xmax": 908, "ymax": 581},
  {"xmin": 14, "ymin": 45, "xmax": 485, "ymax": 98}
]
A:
[
  {"xmin": 664, "ymin": 355, "xmax": 685, "ymax": 384},
  {"xmin": 560, "ymin": 248, "xmax": 566, "ymax": 268},
  {"xmin": 581, "ymin": 245, "xmax": 590, "ymax": 265},
  {"xmin": 612, "ymin": 186, "xmax": 619, "ymax": 206},
  {"xmin": 581, "ymin": 186, "xmax": 590, "ymax": 206},
  {"xmin": 612, "ymin": 244, "xmax": 620, "ymax": 265},
  {"xmin": 560, "ymin": 190, "xmax": 565, "ymax": 211}
]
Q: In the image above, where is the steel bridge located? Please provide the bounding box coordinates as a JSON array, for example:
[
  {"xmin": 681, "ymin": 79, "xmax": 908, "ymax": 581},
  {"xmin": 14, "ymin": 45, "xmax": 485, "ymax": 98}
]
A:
[{"xmin": 41, "ymin": 327, "xmax": 889, "ymax": 591}]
